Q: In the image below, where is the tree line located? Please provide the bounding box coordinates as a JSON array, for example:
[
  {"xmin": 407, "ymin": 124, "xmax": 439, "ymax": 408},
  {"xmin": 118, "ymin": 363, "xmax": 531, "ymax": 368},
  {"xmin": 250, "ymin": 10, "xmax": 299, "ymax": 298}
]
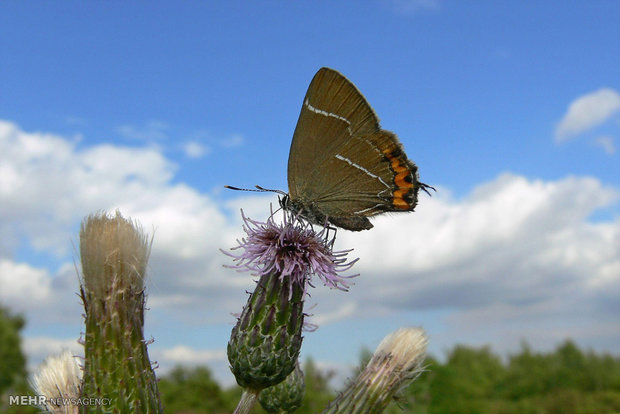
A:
[{"xmin": 1, "ymin": 305, "xmax": 619, "ymax": 413}]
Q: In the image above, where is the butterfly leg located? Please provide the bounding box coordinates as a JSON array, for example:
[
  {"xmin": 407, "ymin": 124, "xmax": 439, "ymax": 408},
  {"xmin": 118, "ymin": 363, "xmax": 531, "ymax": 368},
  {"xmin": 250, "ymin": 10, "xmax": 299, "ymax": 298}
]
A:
[{"xmin": 323, "ymin": 223, "xmax": 338, "ymax": 248}]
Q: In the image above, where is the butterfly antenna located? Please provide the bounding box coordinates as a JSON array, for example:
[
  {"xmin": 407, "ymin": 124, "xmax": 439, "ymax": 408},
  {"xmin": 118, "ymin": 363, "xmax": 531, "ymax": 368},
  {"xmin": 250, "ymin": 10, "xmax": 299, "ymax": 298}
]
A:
[
  {"xmin": 224, "ymin": 185, "xmax": 271, "ymax": 193},
  {"xmin": 225, "ymin": 185, "xmax": 289, "ymax": 198},
  {"xmin": 420, "ymin": 182, "xmax": 436, "ymax": 197},
  {"xmin": 255, "ymin": 185, "xmax": 288, "ymax": 197}
]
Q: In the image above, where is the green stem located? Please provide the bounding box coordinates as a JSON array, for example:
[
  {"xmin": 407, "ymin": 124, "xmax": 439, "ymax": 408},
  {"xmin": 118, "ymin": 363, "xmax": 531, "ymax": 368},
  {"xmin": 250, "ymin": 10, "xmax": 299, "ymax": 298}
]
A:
[{"xmin": 233, "ymin": 389, "xmax": 260, "ymax": 414}]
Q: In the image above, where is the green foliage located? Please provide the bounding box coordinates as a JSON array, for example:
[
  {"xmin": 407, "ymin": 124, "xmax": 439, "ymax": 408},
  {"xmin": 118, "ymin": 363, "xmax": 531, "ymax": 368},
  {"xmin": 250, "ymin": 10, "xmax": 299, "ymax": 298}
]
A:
[
  {"xmin": 0, "ymin": 304, "xmax": 38, "ymax": 414},
  {"xmin": 3, "ymin": 301, "xmax": 619, "ymax": 414},
  {"xmin": 0, "ymin": 305, "xmax": 26, "ymax": 396},
  {"xmin": 294, "ymin": 358, "xmax": 336, "ymax": 414},
  {"xmin": 158, "ymin": 366, "xmax": 236, "ymax": 414},
  {"xmin": 155, "ymin": 341, "xmax": 620, "ymax": 413},
  {"xmin": 404, "ymin": 340, "xmax": 620, "ymax": 414}
]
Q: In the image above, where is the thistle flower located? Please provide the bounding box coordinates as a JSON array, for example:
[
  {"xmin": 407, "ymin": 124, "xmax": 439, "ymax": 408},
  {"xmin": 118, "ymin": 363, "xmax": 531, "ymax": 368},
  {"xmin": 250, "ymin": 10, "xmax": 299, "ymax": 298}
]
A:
[
  {"xmin": 224, "ymin": 209, "xmax": 358, "ymax": 293},
  {"xmin": 31, "ymin": 350, "xmax": 82, "ymax": 414},
  {"xmin": 322, "ymin": 327, "xmax": 428, "ymax": 414},
  {"xmin": 225, "ymin": 210, "xmax": 357, "ymax": 413}
]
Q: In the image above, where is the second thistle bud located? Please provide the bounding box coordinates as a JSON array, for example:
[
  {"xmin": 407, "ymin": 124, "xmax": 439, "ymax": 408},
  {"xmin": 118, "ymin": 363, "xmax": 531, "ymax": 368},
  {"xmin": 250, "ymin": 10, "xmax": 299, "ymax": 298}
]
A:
[{"xmin": 259, "ymin": 360, "xmax": 305, "ymax": 413}]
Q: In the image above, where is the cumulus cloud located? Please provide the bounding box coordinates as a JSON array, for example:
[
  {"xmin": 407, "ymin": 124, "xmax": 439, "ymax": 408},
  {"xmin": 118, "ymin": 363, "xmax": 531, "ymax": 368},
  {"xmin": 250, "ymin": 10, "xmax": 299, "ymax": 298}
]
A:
[
  {"xmin": 555, "ymin": 88, "xmax": 620, "ymax": 141},
  {"xmin": 145, "ymin": 345, "xmax": 232, "ymax": 384},
  {"xmin": 0, "ymin": 260, "xmax": 52, "ymax": 306},
  {"xmin": 23, "ymin": 336, "xmax": 83, "ymax": 373},
  {"xmin": 160, "ymin": 345, "xmax": 226, "ymax": 365},
  {"xmin": 334, "ymin": 174, "xmax": 619, "ymax": 309},
  {"xmin": 0, "ymin": 119, "xmax": 252, "ymax": 320},
  {"xmin": 0, "ymin": 121, "xmax": 180, "ymax": 256},
  {"xmin": 313, "ymin": 302, "xmax": 358, "ymax": 326},
  {"xmin": 302, "ymin": 173, "xmax": 620, "ymax": 355}
]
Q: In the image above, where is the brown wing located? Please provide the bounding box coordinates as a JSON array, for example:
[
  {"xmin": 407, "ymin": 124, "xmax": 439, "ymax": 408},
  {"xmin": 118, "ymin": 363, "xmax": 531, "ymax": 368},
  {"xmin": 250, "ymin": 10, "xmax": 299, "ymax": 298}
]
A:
[
  {"xmin": 287, "ymin": 67, "xmax": 379, "ymax": 201},
  {"xmin": 287, "ymin": 68, "xmax": 420, "ymax": 222}
]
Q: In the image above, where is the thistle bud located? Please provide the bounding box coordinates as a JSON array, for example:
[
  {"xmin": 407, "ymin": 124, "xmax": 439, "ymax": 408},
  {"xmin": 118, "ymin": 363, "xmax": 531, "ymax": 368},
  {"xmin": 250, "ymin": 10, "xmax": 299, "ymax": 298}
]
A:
[
  {"xmin": 227, "ymin": 267, "xmax": 305, "ymax": 390},
  {"xmin": 79, "ymin": 211, "xmax": 162, "ymax": 413},
  {"xmin": 224, "ymin": 210, "xmax": 356, "ymax": 413},
  {"xmin": 323, "ymin": 327, "xmax": 427, "ymax": 414}
]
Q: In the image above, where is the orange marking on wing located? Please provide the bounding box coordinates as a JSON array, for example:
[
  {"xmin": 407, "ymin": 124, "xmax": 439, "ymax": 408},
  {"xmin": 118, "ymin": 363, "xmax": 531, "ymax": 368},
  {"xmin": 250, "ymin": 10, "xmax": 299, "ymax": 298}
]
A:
[
  {"xmin": 392, "ymin": 191, "xmax": 411, "ymax": 209},
  {"xmin": 394, "ymin": 170, "xmax": 412, "ymax": 188},
  {"xmin": 383, "ymin": 149, "xmax": 414, "ymax": 209}
]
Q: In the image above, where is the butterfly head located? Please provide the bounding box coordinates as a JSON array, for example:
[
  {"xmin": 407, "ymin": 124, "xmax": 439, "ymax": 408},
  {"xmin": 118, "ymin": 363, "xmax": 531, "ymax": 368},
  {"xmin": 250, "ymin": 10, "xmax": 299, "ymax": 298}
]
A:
[{"xmin": 278, "ymin": 193, "xmax": 291, "ymax": 211}]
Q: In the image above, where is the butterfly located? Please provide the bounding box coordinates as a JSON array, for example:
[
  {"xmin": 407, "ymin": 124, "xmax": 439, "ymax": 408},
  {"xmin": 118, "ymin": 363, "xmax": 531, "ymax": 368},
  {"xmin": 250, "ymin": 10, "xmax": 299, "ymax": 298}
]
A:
[{"xmin": 228, "ymin": 67, "xmax": 432, "ymax": 231}]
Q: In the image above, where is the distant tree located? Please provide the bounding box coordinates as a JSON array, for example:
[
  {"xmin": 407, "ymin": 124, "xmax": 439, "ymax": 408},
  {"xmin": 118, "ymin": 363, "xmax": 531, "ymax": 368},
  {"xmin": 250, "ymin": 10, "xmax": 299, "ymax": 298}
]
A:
[
  {"xmin": 0, "ymin": 304, "xmax": 38, "ymax": 414},
  {"xmin": 158, "ymin": 365, "xmax": 233, "ymax": 414},
  {"xmin": 549, "ymin": 340, "xmax": 587, "ymax": 390},
  {"xmin": 582, "ymin": 349, "xmax": 620, "ymax": 392},
  {"xmin": 0, "ymin": 305, "xmax": 27, "ymax": 395},
  {"xmin": 428, "ymin": 344, "xmax": 506, "ymax": 413},
  {"xmin": 503, "ymin": 341, "xmax": 550, "ymax": 398},
  {"xmin": 296, "ymin": 357, "xmax": 336, "ymax": 414}
]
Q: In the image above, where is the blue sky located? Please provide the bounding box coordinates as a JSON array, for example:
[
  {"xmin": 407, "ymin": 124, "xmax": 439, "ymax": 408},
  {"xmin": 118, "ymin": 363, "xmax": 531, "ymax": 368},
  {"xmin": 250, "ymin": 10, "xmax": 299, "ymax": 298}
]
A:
[{"xmin": 1, "ymin": 1, "xmax": 619, "ymax": 387}]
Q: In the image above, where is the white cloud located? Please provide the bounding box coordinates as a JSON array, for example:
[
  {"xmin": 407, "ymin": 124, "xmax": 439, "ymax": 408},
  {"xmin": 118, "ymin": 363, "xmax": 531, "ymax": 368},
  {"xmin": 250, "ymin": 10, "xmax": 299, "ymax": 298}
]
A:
[
  {"xmin": 334, "ymin": 174, "xmax": 619, "ymax": 308},
  {"xmin": 24, "ymin": 336, "xmax": 83, "ymax": 357},
  {"xmin": 182, "ymin": 140, "xmax": 210, "ymax": 158},
  {"xmin": 595, "ymin": 135, "xmax": 616, "ymax": 154},
  {"xmin": 0, "ymin": 260, "xmax": 51, "ymax": 308},
  {"xmin": 299, "ymin": 173, "xmax": 620, "ymax": 359},
  {"xmin": 0, "ymin": 118, "xmax": 249, "ymax": 319},
  {"xmin": 292, "ymin": 173, "xmax": 619, "ymax": 359},
  {"xmin": 313, "ymin": 302, "xmax": 358, "ymax": 326},
  {"xmin": 117, "ymin": 120, "xmax": 168, "ymax": 141},
  {"xmin": 0, "ymin": 258, "xmax": 88, "ymax": 331},
  {"xmin": 555, "ymin": 88, "xmax": 620, "ymax": 141},
  {"xmin": 147, "ymin": 345, "xmax": 232, "ymax": 385},
  {"xmin": 0, "ymin": 120, "xmax": 177, "ymax": 256},
  {"xmin": 23, "ymin": 336, "xmax": 83, "ymax": 373},
  {"xmin": 160, "ymin": 345, "xmax": 226, "ymax": 365}
]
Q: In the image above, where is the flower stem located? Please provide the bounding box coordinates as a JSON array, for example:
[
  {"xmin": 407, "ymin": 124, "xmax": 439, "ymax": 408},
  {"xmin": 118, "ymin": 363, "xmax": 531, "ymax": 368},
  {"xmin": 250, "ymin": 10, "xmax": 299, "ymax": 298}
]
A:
[{"xmin": 233, "ymin": 389, "xmax": 260, "ymax": 414}]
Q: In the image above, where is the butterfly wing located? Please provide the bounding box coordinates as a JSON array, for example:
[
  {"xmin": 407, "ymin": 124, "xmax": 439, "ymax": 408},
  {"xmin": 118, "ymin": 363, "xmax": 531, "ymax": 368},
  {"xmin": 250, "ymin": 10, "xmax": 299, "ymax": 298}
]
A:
[
  {"xmin": 287, "ymin": 67, "xmax": 420, "ymax": 230},
  {"xmin": 288, "ymin": 68, "xmax": 378, "ymax": 193}
]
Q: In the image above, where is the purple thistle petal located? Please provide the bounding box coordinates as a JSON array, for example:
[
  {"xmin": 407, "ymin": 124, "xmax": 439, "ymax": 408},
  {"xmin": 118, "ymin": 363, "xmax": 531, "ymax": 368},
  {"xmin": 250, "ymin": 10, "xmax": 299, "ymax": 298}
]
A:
[{"xmin": 222, "ymin": 209, "xmax": 358, "ymax": 294}]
